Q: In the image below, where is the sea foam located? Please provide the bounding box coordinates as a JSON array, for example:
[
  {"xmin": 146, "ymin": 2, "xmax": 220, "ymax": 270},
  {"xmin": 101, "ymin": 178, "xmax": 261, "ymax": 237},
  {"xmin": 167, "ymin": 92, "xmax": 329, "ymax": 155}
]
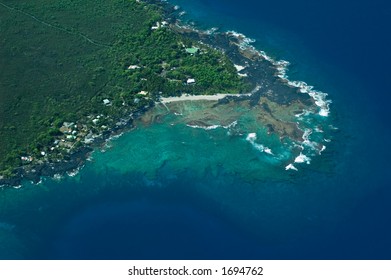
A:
[
  {"xmin": 186, "ymin": 124, "xmax": 221, "ymax": 130},
  {"xmin": 246, "ymin": 133, "xmax": 274, "ymax": 155},
  {"xmin": 226, "ymin": 30, "xmax": 331, "ymax": 117},
  {"xmin": 285, "ymin": 163, "xmax": 298, "ymax": 171},
  {"xmin": 172, "ymin": 17, "xmax": 333, "ymax": 171},
  {"xmin": 294, "ymin": 153, "xmax": 311, "ymax": 164},
  {"xmin": 186, "ymin": 120, "xmax": 238, "ymax": 131}
]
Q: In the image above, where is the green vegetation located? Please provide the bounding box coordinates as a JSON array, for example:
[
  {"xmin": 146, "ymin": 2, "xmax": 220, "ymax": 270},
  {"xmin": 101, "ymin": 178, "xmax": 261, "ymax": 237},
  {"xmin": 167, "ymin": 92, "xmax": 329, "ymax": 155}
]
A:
[{"xmin": 0, "ymin": 0, "xmax": 249, "ymax": 178}]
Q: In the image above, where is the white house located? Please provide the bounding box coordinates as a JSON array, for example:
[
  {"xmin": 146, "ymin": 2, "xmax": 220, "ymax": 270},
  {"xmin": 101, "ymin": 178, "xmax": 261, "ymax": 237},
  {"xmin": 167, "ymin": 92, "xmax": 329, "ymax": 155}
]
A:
[
  {"xmin": 187, "ymin": 78, "xmax": 196, "ymax": 84},
  {"xmin": 127, "ymin": 65, "xmax": 141, "ymax": 70}
]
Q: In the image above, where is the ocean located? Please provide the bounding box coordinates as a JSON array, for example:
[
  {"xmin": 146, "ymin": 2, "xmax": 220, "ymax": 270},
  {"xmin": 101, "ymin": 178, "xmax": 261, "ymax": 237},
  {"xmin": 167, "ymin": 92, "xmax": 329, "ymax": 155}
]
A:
[{"xmin": 1, "ymin": 0, "xmax": 390, "ymax": 259}]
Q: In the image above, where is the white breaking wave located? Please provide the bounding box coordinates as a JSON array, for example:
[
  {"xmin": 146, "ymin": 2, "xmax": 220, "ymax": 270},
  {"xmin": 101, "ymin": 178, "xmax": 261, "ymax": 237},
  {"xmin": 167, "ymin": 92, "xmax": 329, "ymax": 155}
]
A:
[
  {"xmin": 301, "ymin": 128, "xmax": 323, "ymax": 154},
  {"xmin": 302, "ymin": 128, "xmax": 317, "ymax": 150},
  {"xmin": 285, "ymin": 163, "xmax": 298, "ymax": 171},
  {"xmin": 186, "ymin": 124, "xmax": 221, "ymax": 130},
  {"xmin": 274, "ymin": 63, "xmax": 331, "ymax": 117},
  {"xmin": 294, "ymin": 153, "xmax": 311, "ymax": 164},
  {"xmin": 67, "ymin": 167, "xmax": 82, "ymax": 177},
  {"xmin": 53, "ymin": 174, "xmax": 64, "ymax": 181},
  {"xmin": 227, "ymin": 31, "xmax": 256, "ymax": 45},
  {"xmin": 246, "ymin": 132, "xmax": 257, "ymax": 142},
  {"xmin": 227, "ymin": 30, "xmax": 331, "ymax": 117},
  {"xmin": 281, "ymin": 78, "xmax": 331, "ymax": 117},
  {"xmin": 246, "ymin": 133, "xmax": 274, "ymax": 155},
  {"xmin": 223, "ymin": 120, "xmax": 238, "ymax": 129},
  {"xmin": 264, "ymin": 147, "xmax": 274, "ymax": 155},
  {"xmin": 295, "ymin": 109, "xmax": 311, "ymax": 118},
  {"xmin": 206, "ymin": 27, "xmax": 219, "ymax": 34},
  {"xmin": 186, "ymin": 120, "xmax": 238, "ymax": 131}
]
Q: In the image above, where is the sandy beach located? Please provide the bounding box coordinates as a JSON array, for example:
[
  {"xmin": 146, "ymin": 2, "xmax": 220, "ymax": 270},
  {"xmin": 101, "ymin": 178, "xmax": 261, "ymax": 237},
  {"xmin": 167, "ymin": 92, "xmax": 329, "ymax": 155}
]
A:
[{"xmin": 159, "ymin": 93, "xmax": 251, "ymax": 104}]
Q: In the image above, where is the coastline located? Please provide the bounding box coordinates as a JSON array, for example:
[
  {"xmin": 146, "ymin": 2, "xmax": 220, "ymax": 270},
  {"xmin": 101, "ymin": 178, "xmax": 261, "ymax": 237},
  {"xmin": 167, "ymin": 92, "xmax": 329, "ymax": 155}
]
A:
[
  {"xmin": 0, "ymin": 0, "xmax": 331, "ymax": 187},
  {"xmin": 1, "ymin": 0, "xmax": 250, "ymax": 187},
  {"xmin": 0, "ymin": 107, "xmax": 149, "ymax": 187}
]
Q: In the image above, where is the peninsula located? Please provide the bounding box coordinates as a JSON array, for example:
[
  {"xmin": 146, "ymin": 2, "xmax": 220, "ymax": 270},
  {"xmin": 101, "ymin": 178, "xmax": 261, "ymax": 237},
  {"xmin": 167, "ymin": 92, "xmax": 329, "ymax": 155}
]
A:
[
  {"xmin": 0, "ymin": 0, "xmax": 250, "ymax": 185},
  {"xmin": 0, "ymin": 0, "xmax": 329, "ymax": 186}
]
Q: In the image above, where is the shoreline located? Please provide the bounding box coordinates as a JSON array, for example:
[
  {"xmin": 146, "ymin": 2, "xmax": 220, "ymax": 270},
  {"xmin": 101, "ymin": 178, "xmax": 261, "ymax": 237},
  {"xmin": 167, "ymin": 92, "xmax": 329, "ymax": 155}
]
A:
[
  {"xmin": 0, "ymin": 0, "xmax": 331, "ymax": 187},
  {"xmin": 160, "ymin": 93, "xmax": 245, "ymax": 103},
  {"xmin": 1, "ymin": 0, "xmax": 252, "ymax": 187},
  {"xmin": 159, "ymin": 89, "xmax": 260, "ymax": 103},
  {"xmin": 0, "ymin": 107, "xmax": 148, "ymax": 187}
]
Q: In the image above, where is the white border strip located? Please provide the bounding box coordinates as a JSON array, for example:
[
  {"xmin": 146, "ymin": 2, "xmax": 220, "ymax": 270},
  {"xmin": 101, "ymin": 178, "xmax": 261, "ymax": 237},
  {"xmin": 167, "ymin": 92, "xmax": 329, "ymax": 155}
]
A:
[{"xmin": 0, "ymin": 260, "xmax": 390, "ymax": 280}]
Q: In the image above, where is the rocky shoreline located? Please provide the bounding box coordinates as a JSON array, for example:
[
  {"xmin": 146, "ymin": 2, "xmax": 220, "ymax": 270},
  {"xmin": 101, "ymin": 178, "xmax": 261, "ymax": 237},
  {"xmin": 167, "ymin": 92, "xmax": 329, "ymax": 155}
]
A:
[
  {"xmin": 1, "ymin": 0, "xmax": 324, "ymax": 187},
  {"xmin": 0, "ymin": 107, "xmax": 151, "ymax": 187}
]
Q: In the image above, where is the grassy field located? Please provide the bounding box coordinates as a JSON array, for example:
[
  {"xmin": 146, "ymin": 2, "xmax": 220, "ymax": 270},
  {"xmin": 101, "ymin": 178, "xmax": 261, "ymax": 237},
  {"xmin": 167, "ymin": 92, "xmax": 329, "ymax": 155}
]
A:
[{"xmin": 0, "ymin": 0, "xmax": 248, "ymax": 177}]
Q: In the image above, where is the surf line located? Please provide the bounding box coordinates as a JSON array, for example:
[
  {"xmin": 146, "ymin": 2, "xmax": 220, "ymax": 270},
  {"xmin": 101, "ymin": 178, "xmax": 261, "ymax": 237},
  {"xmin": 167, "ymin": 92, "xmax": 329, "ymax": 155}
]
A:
[{"xmin": 0, "ymin": 1, "xmax": 111, "ymax": 48}]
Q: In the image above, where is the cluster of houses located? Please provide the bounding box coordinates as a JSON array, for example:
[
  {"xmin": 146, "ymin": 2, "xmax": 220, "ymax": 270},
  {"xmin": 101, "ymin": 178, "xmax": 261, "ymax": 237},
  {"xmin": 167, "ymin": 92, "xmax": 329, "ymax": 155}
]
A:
[
  {"xmin": 19, "ymin": 41, "xmax": 208, "ymax": 165},
  {"xmin": 18, "ymin": 41, "xmax": 214, "ymax": 166},
  {"xmin": 126, "ymin": 46, "xmax": 200, "ymax": 90},
  {"xmin": 151, "ymin": 21, "xmax": 168, "ymax": 30},
  {"xmin": 20, "ymin": 114, "xmax": 113, "ymax": 164}
]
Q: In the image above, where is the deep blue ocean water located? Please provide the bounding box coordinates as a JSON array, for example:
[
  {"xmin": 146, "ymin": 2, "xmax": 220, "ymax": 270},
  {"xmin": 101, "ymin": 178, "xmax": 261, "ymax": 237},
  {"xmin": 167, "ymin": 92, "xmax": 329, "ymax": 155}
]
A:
[
  {"xmin": 1, "ymin": 0, "xmax": 390, "ymax": 259},
  {"xmin": 163, "ymin": 0, "xmax": 391, "ymax": 258}
]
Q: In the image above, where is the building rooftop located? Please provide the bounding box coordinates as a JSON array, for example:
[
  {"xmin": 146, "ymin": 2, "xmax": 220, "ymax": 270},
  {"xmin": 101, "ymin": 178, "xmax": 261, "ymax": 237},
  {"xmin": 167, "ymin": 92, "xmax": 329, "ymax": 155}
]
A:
[{"xmin": 185, "ymin": 47, "xmax": 199, "ymax": 54}]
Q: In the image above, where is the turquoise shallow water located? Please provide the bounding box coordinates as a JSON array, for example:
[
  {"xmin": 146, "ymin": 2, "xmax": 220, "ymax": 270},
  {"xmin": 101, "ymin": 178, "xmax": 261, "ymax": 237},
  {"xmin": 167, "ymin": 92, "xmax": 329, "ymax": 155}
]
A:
[
  {"xmin": 92, "ymin": 100, "xmax": 326, "ymax": 182},
  {"xmin": 0, "ymin": 97, "xmax": 345, "ymax": 259}
]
